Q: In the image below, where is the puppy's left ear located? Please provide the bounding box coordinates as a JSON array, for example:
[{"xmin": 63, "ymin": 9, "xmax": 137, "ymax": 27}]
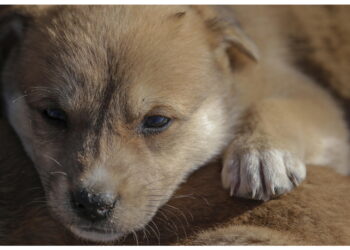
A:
[
  {"xmin": 192, "ymin": 6, "xmax": 259, "ymax": 70},
  {"xmin": 0, "ymin": 6, "xmax": 47, "ymax": 65},
  {"xmin": 0, "ymin": 7, "xmax": 32, "ymax": 70}
]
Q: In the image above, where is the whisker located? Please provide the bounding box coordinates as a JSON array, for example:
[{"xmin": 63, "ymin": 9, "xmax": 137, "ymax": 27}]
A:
[
  {"xmin": 43, "ymin": 154, "xmax": 63, "ymax": 168},
  {"xmin": 146, "ymin": 223, "xmax": 160, "ymax": 245},
  {"xmin": 164, "ymin": 204, "xmax": 190, "ymax": 226},
  {"xmin": 11, "ymin": 94, "xmax": 28, "ymax": 103},
  {"xmin": 132, "ymin": 230, "xmax": 139, "ymax": 245},
  {"xmin": 50, "ymin": 171, "xmax": 67, "ymax": 176}
]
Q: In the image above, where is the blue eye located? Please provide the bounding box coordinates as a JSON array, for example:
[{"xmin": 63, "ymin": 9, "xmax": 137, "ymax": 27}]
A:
[
  {"xmin": 142, "ymin": 115, "xmax": 171, "ymax": 134},
  {"xmin": 43, "ymin": 108, "xmax": 67, "ymax": 122}
]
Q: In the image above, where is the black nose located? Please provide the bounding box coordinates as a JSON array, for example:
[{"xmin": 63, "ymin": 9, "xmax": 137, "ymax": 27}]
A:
[{"xmin": 71, "ymin": 189, "xmax": 116, "ymax": 221}]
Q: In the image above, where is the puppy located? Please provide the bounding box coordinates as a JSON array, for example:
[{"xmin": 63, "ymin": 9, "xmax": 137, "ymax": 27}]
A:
[{"xmin": 0, "ymin": 5, "xmax": 349, "ymax": 242}]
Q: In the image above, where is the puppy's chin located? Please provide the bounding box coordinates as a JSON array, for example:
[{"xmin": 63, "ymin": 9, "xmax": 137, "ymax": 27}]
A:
[
  {"xmin": 69, "ymin": 225, "xmax": 125, "ymax": 243},
  {"xmin": 45, "ymin": 188, "xmax": 122, "ymax": 242},
  {"xmin": 46, "ymin": 189, "xmax": 150, "ymax": 243}
]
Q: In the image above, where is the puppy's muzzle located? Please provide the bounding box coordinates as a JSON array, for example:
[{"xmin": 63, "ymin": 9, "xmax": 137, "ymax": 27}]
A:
[{"xmin": 71, "ymin": 188, "xmax": 117, "ymax": 222}]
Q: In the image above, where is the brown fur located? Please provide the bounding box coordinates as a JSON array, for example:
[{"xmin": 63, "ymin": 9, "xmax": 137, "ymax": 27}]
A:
[{"xmin": 0, "ymin": 5, "xmax": 350, "ymax": 245}]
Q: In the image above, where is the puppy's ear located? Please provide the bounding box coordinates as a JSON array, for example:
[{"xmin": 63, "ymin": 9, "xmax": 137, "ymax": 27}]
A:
[
  {"xmin": 192, "ymin": 6, "xmax": 259, "ymax": 70},
  {"xmin": 0, "ymin": 6, "xmax": 42, "ymax": 65}
]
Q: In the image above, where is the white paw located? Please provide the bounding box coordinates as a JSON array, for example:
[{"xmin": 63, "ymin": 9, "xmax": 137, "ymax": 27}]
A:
[{"xmin": 222, "ymin": 148, "xmax": 306, "ymax": 201}]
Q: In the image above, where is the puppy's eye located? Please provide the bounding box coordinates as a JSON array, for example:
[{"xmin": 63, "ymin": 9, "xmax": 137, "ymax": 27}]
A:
[
  {"xmin": 142, "ymin": 115, "xmax": 171, "ymax": 134},
  {"xmin": 42, "ymin": 108, "xmax": 67, "ymax": 124}
]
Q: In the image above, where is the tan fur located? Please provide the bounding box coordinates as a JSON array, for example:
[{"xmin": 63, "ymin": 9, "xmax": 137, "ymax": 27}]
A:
[
  {"xmin": 183, "ymin": 226, "xmax": 302, "ymax": 245},
  {"xmin": 0, "ymin": 5, "xmax": 350, "ymax": 244}
]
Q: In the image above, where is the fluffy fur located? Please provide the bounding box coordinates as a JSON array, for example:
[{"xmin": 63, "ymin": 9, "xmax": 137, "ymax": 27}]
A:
[{"xmin": 0, "ymin": 5, "xmax": 350, "ymax": 244}]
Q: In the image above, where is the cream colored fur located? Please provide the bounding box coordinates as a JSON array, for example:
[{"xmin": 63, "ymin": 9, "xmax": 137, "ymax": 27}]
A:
[{"xmin": 0, "ymin": 5, "xmax": 349, "ymax": 244}]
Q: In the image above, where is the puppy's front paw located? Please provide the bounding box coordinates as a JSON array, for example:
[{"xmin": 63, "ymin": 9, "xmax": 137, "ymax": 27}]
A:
[{"xmin": 221, "ymin": 147, "xmax": 306, "ymax": 201}]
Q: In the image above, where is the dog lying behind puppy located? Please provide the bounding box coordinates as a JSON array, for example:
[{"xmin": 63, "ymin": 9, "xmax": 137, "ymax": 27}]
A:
[{"xmin": 0, "ymin": 5, "xmax": 349, "ymax": 243}]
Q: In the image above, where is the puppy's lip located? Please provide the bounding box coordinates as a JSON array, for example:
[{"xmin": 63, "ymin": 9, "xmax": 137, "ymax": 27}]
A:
[
  {"xmin": 69, "ymin": 224, "xmax": 125, "ymax": 242},
  {"xmin": 47, "ymin": 199, "xmax": 124, "ymax": 242},
  {"xmin": 79, "ymin": 226, "xmax": 112, "ymax": 234}
]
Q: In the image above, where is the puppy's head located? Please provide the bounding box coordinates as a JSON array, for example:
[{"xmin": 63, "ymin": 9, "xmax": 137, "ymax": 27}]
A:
[{"xmin": 0, "ymin": 6, "xmax": 257, "ymax": 242}]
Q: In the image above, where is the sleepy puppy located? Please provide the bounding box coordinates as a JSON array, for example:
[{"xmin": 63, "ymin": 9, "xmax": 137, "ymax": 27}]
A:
[{"xmin": 0, "ymin": 5, "xmax": 349, "ymax": 242}]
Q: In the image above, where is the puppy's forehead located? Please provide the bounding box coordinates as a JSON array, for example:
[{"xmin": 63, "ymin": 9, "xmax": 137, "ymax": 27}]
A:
[{"xmin": 22, "ymin": 6, "xmax": 216, "ymax": 119}]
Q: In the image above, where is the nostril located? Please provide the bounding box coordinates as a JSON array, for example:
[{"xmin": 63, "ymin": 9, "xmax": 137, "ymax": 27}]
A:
[
  {"xmin": 71, "ymin": 192, "xmax": 85, "ymax": 212},
  {"xmin": 71, "ymin": 189, "xmax": 117, "ymax": 221},
  {"xmin": 76, "ymin": 202, "xmax": 82, "ymax": 209},
  {"xmin": 71, "ymin": 189, "xmax": 88, "ymax": 208},
  {"xmin": 74, "ymin": 200, "xmax": 85, "ymax": 211}
]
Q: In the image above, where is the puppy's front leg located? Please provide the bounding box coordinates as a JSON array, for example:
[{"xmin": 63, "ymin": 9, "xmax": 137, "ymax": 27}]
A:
[
  {"xmin": 222, "ymin": 99, "xmax": 306, "ymax": 201},
  {"xmin": 221, "ymin": 90, "xmax": 349, "ymax": 201}
]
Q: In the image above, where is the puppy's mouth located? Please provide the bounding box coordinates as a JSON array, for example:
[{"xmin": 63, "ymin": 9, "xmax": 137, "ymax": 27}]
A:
[
  {"xmin": 69, "ymin": 224, "xmax": 124, "ymax": 243},
  {"xmin": 62, "ymin": 207, "xmax": 128, "ymax": 242}
]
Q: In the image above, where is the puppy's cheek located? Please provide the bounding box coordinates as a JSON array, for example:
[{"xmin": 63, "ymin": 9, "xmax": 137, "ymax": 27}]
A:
[
  {"xmin": 184, "ymin": 98, "xmax": 233, "ymax": 164},
  {"xmin": 46, "ymin": 176, "xmax": 73, "ymax": 221},
  {"xmin": 4, "ymin": 93, "xmax": 39, "ymax": 159}
]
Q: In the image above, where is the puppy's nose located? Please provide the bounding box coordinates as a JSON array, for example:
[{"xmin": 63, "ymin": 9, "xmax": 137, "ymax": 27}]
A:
[{"xmin": 71, "ymin": 189, "xmax": 116, "ymax": 221}]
